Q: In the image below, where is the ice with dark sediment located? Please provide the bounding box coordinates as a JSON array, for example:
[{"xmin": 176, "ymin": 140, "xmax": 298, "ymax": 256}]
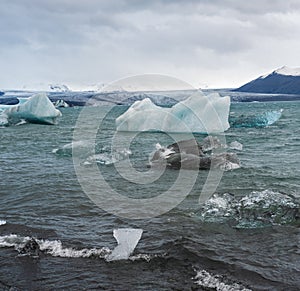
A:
[{"xmin": 150, "ymin": 136, "xmax": 241, "ymax": 171}]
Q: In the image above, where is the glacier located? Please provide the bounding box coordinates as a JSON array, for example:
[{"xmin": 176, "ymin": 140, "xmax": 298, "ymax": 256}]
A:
[
  {"xmin": 1, "ymin": 93, "xmax": 61, "ymax": 125},
  {"xmin": 116, "ymin": 91, "xmax": 230, "ymax": 133}
]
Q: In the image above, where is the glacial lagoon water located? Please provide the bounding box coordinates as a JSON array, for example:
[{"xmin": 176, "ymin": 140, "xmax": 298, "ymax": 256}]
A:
[{"xmin": 0, "ymin": 98, "xmax": 299, "ymax": 290}]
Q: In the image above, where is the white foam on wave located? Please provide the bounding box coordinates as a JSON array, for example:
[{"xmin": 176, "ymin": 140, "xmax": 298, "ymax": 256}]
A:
[
  {"xmin": 0, "ymin": 230, "xmax": 144, "ymax": 261},
  {"xmin": 38, "ymin": 239, "xmax": 110, "ymax": 258},
  {"xmin": 0, "ymin": 234, "xmax": 31, "ymax": 248},
  {"xmin": 0, "ymin": 234, "xmax": 110, "ymax": 258},
  {"xmin": 0, "ymin": 220, "xmax": 6, "ymax": 226},
  {"xmin": 195, "ymin": 269, "xmax": 252, "ymax": 291},
  {"xmin": 129, "ymin": 253, "xmax": 166, "ymax": 262}
]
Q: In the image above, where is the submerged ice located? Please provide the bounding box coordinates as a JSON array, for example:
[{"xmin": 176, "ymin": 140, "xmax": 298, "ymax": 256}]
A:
[
  {"xmin": 198, "ymin": 190, "xmax": 299, "ymax": 228},
  {"xmin": 230, "ymin": 110, "xmax": 283, "ymax": 128},
  {"xmin": 1, "ymin": 93, "xmax": 61, "ymax": 126},
  {"xmin": 116, "ymin": 91, "xmax": 230, "ymax": 133}
]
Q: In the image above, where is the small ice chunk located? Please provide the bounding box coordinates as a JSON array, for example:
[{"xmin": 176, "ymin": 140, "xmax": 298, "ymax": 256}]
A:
[
  {"xmin": 0, "ymin": 220, "xmax": 6, "ymax": 226},
  {"xmin": 229, "ymin": 141, "xmax": 243, "ymax": 151},
  {"xmin": 106, "ymin": 228, "xmax": 143, "ymax": 261}
]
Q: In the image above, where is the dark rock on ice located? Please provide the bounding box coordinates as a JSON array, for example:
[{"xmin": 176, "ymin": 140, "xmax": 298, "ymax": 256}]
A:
[{"xmin": 19, "ymin": 238, "xmax": 41, "ymax": 257}]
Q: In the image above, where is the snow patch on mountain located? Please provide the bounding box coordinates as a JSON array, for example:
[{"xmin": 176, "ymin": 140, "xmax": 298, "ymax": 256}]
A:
[
  {"xmin": 261, "ymin": 66, "xmax": 300, "ymax": 79},
  {"xmin": 274, "ymin": 66, "xmax": 300, "ymax": 76}
]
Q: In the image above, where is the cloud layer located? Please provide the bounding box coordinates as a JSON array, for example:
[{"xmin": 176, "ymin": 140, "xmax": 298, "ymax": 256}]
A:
[{"xmin": 1, "ymin": 0, "xmax": 300, "ymax": 89}]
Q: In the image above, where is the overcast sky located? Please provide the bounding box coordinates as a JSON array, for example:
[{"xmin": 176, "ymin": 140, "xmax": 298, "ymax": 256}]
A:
[{"xmin": 1, "ymin": 0, "xmax": 300, "ymax": 90}]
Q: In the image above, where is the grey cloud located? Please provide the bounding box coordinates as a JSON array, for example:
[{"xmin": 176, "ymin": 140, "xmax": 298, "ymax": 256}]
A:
[{"xmin": 0, "ymin": 0, "xmax": 300, "ymax": 89}]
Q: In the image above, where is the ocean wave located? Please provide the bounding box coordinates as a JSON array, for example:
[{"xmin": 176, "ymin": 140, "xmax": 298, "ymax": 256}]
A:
[
  {"xmin": 52, "ymin": 140, "xmax": 93, "ymax": 157},
  {"xmin": 0, "ymin": 220, "xmax": 6, "ymax": 226},
  {"xmin": 0, "ymin": 233, "xmax": 158, "ymax": 261},
  {"xmin": 194, "ymin": 269, "xmax": 252, "ymax": 291},
  {"xmin": 197, "ymin": 189, "xmax": 299, "ymax": 228},
  {"xmin": 0, "ymin": 234, "xmax": 111, "ymax": 258},
  {"xmin": 230, "ymin": 109, "xmax": 283, "ymax": 128},
  {"xmin": 38, "ymin": 239, "xmax": 111, "ymax": 258}
]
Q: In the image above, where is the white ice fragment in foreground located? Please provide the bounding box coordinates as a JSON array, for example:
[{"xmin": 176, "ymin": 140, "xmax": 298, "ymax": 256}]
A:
[
  {"xmin": 106, "ymin": 228, "xmax": 143, "ymax": 261},
  {"xmin": 116, "ymin": 91, "xmax": 230, "ymax": 133},
  {"xmin": 229, "ymin": 141, "xmax": 243, "ymax": 151},
  {"xmin": 0, "ymin": 113, "xmax": 8, "ymax": 126},
  {"xmin": 4, "ymin": 93, "xmax": 61, "ymax": 125}
]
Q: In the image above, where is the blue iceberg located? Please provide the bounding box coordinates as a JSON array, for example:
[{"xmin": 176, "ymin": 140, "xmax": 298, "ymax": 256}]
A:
[
  {"xmin": 230, "ymin": 110, "xmax": 283, "ymax": 128},
  {"xmin": 116, "ymin": 91, "xmax": 230, "ymax": 133},
  {"xmin": 1, "ymin": 93, "xmax": 62, "ymax": 126}
]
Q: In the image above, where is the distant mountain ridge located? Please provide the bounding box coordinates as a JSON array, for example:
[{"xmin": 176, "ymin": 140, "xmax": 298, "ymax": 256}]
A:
[{"xmin": 234, "ymin": 66, "xmax": 300, "ymax": 94}]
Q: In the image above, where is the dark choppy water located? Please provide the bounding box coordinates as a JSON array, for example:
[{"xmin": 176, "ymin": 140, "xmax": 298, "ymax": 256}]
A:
[{"xmin": 0, "ymin": 100, "xmax": 299, "ymax": 290}]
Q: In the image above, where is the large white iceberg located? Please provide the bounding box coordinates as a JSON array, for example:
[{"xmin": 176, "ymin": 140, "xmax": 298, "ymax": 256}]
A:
[
  {"xmin": 116, "ymin": 91, "xmax": 230, "ymax": 133},
  {"xmin": 3, "ymin": 93, "xmax": 61, "ymax": 125}
]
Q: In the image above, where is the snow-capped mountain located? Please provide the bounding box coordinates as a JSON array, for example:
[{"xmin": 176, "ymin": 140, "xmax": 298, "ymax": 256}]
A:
[{"xmin": 235, "ymin": 66, "xmax": 300, "ymax": 94}]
